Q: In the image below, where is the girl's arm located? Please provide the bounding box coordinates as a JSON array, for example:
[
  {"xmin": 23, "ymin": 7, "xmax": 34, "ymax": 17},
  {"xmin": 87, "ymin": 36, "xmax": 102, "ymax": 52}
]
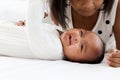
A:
[
  {"xmin": 107, "ymin": 0, "xmax": 120, "ymax": 67},
  {"xmin": 114, "ymin": 0, "xmax": 120, "ymax": 49}
]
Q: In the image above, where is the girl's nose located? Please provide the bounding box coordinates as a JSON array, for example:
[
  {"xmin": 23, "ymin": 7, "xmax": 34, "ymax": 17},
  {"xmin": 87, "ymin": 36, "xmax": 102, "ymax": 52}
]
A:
[{"xmin": 81, "ymin": 1, "xmax": 94, "ymax": 11}]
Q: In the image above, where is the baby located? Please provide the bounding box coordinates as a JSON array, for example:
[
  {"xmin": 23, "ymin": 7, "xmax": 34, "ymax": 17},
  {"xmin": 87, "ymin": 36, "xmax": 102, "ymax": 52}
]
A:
[
  {"xmin": 0, "ymin": 21, "xmax": 105, "ymax": 64},
  {"xmin": 60, "ymin": 28, "xmax": 105, "ymax": 63}
]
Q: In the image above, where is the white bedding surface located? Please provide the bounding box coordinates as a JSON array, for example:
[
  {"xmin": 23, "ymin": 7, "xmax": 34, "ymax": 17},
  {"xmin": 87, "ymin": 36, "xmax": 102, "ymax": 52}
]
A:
[
  {"xmin": 0, "ymin": 0, "xmax": 120, "ymax": 80},
  {"xmin": 0, "ymin": 56, "xmax": 120, "ymax": 80}
]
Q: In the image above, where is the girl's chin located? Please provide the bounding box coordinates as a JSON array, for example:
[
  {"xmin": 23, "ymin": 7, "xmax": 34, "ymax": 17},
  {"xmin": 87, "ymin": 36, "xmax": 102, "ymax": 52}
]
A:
[
  {"xmin": 78, "ymin": 11, "xmax": 97, "ymax": 17},
  {"xmin": 80, "ymin": 13, "xmax": 94, "ymax": 17}
]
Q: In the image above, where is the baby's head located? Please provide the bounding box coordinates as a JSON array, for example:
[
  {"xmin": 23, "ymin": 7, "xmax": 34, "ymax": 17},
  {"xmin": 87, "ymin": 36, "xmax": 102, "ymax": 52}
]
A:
[{"xmin": 60, "ymin": 29, "xmax": 105, "ymax": 64}]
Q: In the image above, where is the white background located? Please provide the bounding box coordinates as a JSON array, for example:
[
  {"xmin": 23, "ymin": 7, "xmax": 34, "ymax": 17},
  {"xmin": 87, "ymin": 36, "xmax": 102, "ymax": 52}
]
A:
[{"xmin": 0, "ymin": 0, "xmax": 27, "ymax": 21}]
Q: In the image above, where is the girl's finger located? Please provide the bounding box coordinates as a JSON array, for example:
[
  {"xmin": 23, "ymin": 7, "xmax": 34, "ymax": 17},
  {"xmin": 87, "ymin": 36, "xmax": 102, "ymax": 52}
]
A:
[
  {"xmin": 111, "ymin": 53, "xmax": 120, "ymax": 58},
  {"xmin": 108, "ymin": 49, "xmax": 117, "ymax": 53},
  {"xmin": 108, "ymin": 60, "xmax": 120, "ymax": 67},
  {"xmin": 108, "ymin": 57, "xmax": 120, "ymax": 64}
]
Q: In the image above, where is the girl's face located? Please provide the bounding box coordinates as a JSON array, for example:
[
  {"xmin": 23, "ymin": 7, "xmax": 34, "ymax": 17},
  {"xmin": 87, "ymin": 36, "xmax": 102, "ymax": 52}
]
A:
[
  {"xmin": 70, "ymin": 0, "xmax": 104, "ymax": 16},
  {"xmin": 60, "ymin": 29, "xmax": 102, "ymax": 62}
]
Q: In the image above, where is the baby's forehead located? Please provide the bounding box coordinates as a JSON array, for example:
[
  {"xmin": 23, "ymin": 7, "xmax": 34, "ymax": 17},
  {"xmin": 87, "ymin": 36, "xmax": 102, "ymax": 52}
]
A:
[
  {"xmin": 85, "ymin": 33, "xmax": 102, "ymax": 54},
  {"xmin": 84, "ymin": 46, "xmax": 102, "ymax": 61}
]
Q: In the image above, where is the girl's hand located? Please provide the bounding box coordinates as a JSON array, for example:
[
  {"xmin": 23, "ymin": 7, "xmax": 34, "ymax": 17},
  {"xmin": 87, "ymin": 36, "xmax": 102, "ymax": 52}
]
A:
[
  {"xmin": 107, "ymin": 49, "xmax": 120, "ymax": 67},
  {"xmin": 16, "ymin": 20, "xmax": 25, "ymax": 26}
]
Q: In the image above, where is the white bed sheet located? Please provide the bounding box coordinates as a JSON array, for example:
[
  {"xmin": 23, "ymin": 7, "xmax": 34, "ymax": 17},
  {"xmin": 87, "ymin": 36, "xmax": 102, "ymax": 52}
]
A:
[
  {"xmin": 0, "ymin": 56, "xmax": 120, "ymax": 80},
  {"xmin": 0, "ymin": 0, "xmax": 120, "ymax": 80}
]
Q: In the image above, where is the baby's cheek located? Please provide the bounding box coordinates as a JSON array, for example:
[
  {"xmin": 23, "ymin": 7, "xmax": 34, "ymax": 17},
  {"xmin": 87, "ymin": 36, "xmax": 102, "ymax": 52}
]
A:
[{"xmin": 64, "ymin": 47, "xmax": 73, "ymax": 56}]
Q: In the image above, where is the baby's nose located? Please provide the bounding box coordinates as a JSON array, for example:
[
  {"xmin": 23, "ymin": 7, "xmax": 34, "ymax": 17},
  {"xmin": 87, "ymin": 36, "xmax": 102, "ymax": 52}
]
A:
[{"xmin": 73, "ymin": 36, "xmax": 80, "ymax": 43}]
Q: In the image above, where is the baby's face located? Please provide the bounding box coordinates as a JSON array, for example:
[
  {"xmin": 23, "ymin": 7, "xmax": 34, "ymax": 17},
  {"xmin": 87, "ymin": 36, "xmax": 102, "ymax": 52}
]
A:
[{"xmin": 60, "ymin": 29, "xmax": 102, "ymax": 62}]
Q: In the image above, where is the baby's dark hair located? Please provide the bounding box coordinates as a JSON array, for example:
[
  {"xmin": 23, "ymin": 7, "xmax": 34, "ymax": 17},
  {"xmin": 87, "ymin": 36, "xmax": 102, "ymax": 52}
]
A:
[{"xmin": 50, "ymin": 0, "xmax": 114, "ymax": 29}]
